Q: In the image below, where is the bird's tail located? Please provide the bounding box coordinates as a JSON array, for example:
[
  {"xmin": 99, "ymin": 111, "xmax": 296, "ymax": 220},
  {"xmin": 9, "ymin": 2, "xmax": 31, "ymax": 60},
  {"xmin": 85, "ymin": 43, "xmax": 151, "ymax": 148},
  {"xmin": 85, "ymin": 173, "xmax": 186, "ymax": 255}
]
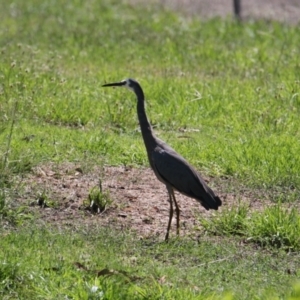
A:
[{"xmin": 199, "ymin": 186, "xmax": 222, "ymax": 210}]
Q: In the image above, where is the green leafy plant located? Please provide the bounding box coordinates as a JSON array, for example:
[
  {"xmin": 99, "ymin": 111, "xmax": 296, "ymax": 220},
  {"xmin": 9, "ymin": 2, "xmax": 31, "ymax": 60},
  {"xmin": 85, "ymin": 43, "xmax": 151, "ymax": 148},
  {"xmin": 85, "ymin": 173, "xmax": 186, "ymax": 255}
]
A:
[{"xmin": 87, "ymin": 180, "xmax": 112, "ymax": 213}]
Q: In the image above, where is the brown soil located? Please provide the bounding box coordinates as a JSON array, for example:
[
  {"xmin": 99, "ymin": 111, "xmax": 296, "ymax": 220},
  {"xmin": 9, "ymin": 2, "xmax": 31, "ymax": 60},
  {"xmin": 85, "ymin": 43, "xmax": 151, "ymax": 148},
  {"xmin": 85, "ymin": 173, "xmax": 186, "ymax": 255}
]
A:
[{"xmin": 11, "ymin": 162, "xmax": 265, "ymax": 240}]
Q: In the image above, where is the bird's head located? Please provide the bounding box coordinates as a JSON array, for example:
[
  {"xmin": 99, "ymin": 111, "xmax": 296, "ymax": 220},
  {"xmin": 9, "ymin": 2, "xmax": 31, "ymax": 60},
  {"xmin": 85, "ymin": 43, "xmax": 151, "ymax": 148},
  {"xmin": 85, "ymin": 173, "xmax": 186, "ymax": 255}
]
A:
[{"xmin": 102, "ymin": 78, "xmax": 138, "ymax": 93}]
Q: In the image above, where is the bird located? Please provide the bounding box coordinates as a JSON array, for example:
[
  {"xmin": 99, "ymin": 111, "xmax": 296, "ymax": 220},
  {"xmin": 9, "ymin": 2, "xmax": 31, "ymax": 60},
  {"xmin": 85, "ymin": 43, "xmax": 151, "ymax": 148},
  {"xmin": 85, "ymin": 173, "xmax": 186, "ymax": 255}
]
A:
[{"xmin": 102, "ymin": 78, "xmax": 222, "ymax": 240}]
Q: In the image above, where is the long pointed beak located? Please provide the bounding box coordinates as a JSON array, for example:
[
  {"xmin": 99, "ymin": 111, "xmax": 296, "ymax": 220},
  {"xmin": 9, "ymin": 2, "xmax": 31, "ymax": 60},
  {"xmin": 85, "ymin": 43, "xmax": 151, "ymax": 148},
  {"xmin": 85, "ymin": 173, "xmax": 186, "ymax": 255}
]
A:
[{"xmin": 102, "ymin": 81, "xmax": 126, "ymax": 87}]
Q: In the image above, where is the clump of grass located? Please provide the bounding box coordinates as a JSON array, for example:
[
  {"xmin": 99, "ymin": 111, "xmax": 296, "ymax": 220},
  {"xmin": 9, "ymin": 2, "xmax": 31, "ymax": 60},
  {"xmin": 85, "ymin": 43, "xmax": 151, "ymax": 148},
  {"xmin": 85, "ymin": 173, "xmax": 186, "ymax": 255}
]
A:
[
  {"xmin": 0, "ymin": 197, "xmax": 31, "ymax": 226},
  {"xmin": 0, "ymin": 261, "xmax": 22, "ymax": 294},
  {"xmin": 249, "ymin": 205, "xmax": 300, "ymax": 250},
  {"xmin": 201, "ymin": 201, "xmax": 249, "ymax": 236},
  {"xmin": 290, "ymin": 283, "xmax": 300, "ymax": 300},
  {"xmin": 31, "ymin": 190, "xmax": 56, "ymax": 208},
  {"xmin": 87, "ymin": 180, "xmax": 112, "ymax": 213},
  {"xmin": 0, "ymin": 188, "xmax": 6, "ymax": 217},
  {"xmin": 200, "ymin": 203, "xmax": 300, "ymax": 250},
  {"xmin": 0, "ymin": 71, "xmax": 18, "ymax": 222}
]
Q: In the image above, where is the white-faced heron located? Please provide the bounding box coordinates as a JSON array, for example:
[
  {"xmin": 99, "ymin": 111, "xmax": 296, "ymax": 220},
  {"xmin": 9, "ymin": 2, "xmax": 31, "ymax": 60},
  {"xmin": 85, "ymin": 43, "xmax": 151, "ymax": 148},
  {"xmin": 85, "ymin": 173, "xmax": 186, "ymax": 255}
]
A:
[{"xmin": 102, "ymin": 78, "xmax": 222, "ymax": 240}]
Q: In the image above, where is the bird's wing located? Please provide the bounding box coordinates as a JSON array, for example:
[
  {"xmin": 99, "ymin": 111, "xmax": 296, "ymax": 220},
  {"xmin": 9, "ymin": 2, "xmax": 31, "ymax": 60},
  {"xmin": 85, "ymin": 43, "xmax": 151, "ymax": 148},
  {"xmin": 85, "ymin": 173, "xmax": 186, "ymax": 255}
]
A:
[
  {"xmin": 151, "ymin": 146, "xmax": 209, "ymax": 196},
  {"xmin": 151, "ymin": 144, "xmax": 221, "ymax": 210}
]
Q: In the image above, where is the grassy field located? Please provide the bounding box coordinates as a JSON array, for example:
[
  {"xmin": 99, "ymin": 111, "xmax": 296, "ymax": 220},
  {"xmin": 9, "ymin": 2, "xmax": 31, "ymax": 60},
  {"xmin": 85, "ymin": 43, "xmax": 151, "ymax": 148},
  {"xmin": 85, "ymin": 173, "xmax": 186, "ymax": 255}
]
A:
[
  {"xmin": 1, "ymin": 226, "xmax": 300, "ymax": 300},
  {"xmin": 0, "ymin": 0, "xmax": 300, "ymax": 299}
]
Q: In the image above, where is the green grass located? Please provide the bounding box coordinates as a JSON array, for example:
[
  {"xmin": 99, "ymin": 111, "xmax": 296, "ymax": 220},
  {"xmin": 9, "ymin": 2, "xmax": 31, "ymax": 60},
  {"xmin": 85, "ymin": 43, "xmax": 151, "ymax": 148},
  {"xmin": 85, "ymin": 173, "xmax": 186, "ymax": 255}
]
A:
[
  {"xmin": 0, "ymin": 0, "xmax": 300, "ymax": 189},
  {"xmin": 0, "ymin": 226, "xmax": 300, "ymax": 300},
  {"xmin": 0, "ymin": 0, "xmax": 300, "ymax": 298},
  {"xmin": 200, "ymin": 203, "xmax": 300, "ymax": 250}
]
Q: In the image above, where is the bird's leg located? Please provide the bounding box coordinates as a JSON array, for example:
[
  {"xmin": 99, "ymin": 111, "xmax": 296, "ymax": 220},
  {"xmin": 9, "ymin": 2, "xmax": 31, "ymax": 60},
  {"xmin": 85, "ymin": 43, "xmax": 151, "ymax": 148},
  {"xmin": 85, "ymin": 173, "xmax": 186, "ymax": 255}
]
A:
[
  {"xmin": 165, "ymin": 186, "xmax": 174, "ymax": 241},
  {"xmin": 171, "ymin": 189, "xmax": 180, "ymax": 236}
]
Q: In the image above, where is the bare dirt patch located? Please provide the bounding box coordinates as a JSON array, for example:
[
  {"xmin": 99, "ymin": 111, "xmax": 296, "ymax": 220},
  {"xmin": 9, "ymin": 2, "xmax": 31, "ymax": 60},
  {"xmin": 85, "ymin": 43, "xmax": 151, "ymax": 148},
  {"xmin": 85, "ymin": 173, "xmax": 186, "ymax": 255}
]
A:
[{"xmin": 11, "ymin": 162, "xmax": 264, "ymax": 240}]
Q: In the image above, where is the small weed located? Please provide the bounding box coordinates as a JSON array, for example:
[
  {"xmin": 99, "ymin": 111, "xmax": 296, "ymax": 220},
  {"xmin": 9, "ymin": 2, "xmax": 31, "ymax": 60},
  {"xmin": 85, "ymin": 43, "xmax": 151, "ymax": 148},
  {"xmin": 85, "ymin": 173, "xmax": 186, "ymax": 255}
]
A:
[
  {"xmin": 33, "ymin": 190, "xmax": 51, "ymax": 208},
  {"xmin": 87, "ymin": 180, "xmax": 112, "ymax": 213}
]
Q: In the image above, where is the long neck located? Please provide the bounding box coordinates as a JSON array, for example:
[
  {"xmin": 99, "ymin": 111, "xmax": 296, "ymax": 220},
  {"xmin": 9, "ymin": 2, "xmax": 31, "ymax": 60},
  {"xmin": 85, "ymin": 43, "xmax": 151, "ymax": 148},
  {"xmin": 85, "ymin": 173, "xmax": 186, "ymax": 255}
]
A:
[{"xmin": 134, "ymin": 85, "xmax": 157, "ymax": 151}]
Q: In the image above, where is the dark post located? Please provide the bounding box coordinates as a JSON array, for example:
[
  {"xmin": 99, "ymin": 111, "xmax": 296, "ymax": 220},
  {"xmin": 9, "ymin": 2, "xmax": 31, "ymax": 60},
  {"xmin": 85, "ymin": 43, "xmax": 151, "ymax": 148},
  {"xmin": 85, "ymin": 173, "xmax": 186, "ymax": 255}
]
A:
[{"xmin": 233, "ymin": 0, "xmax": 241, "ymax": 20}]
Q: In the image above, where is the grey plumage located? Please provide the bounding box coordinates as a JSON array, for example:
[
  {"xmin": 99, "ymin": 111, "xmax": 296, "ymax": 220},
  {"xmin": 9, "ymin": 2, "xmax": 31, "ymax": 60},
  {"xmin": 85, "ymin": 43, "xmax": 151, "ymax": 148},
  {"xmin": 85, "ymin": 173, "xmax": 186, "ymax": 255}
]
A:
[{"xmin": 102, "ymin": 78, "xmax": 222, "ymax": 240}]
